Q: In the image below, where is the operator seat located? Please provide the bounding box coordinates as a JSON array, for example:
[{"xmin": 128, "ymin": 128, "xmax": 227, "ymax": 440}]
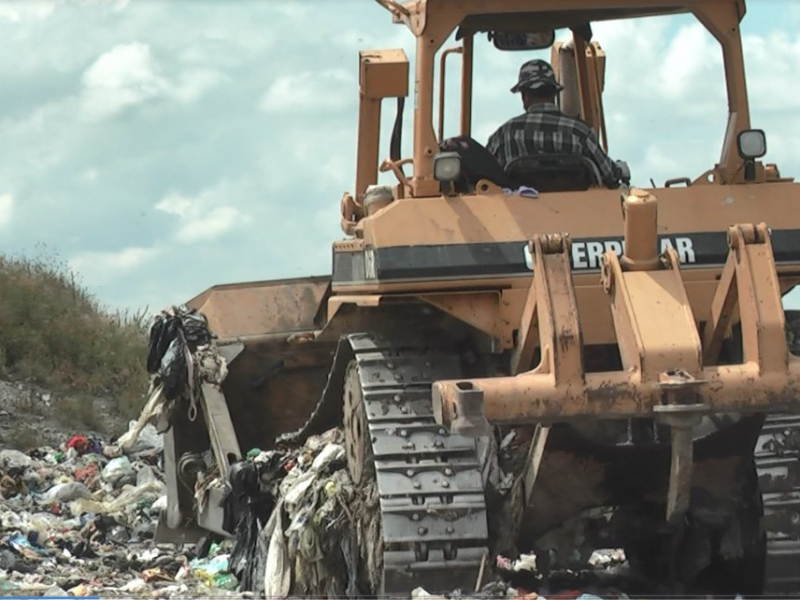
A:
[{"xmin": 506, "ymin": 154, "xmax": 603, "ymax": 193}]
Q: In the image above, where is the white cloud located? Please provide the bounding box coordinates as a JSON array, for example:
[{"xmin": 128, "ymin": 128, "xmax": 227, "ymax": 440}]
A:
[
  {"xmin": 558, "ymin": 15, "xmax": 800, "ymax": 183},
  {"xmin": 69, "ymin": 245, "xmax": 160, "ymax": 283},
  {"xmin": 744, "ymin": 30, "xmax": 800, "ymax": 112},
  {"xmin": 659, "ymin": 24, "xmax": 723, "ymax": 102},
  {"xmin": 155, "ymin": 186, "xmax": 249, "ymax": 244},
  {"xmin": 79, "ymin": 42, "xmax": 223, "ymax": 120},
  {"xmin": 176, "ymin": 206, "xmax": 243, "ymax": 244},
  {"xmin": 259, "ymin": 69, "xmax": 355, "ymax": 113},
  {"xmin": 155, "ymin": 192, "xmax": 192, "ymax": 218},
  {"xmin": 0, "ymin": 0, "xmax": 61, "ymax": 21},
  {"xmin": 80, "ymin": 41, "xmax": 167, "ymax": 120},
  {"xmin": 0, "ymin": 193, "xmax": 13, "ymax": 227}
]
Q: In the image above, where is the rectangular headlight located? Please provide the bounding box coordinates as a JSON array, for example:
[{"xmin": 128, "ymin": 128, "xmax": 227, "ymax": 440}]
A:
[{"xmin": 737, "ymin": 129, "xmax": 767, "ymax": 159}]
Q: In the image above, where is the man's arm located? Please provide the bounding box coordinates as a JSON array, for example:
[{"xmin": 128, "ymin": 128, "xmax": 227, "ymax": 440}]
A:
[
  {"xmin": 486, "ymin": 127, "xmax": 506, "ymax": 167},
  {"xmin": 583, "ymin": 130, "xmax": 622, "ymax": 188}
]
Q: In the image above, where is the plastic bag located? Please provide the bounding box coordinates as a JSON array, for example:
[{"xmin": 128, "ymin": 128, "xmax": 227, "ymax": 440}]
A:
[
  {"xmin": 213, "ymin": 573, "xmax": 238, "ymax": 590},
  {"xmin": 120, "ymin": 578, "xmax": 147, "ymax": 593},
  {"xmin": 136, "ymin": 465, "xmax": 159, "ymax": 486},
  {"xmin": 101, "ymin": 457, "xmax": 134, "ymax": 484},
  {"xmin": 69, "ymin": 481, "xmax": 164, "ymax": 516},
  {"xmin": 147, "ymin": 313, "xmax": 181, "ymax": 374},
  {"xmin": 29, "ymin": 513, "xmax": 60, "ymax": 540},
  {"xmin": 179, "ymin": 308, "xmax": 211, "ymax": 346},
  {"xmin": 129, "ymin": 423, "xmax": 164, "ymax": 455},
  {"xmin": 191, "ymin": 553, "xmax": 231, "ymax": 586},
  {"xmin": 147, "ymin": 306, "xmax": 211, "ymax": 374},
  {"xmin": 116, "ymin": 403, "xmax": 166, "ymax": 456},
  {"xmin": 0, "ymin": 449, "xmax": 32, "ymax": 471},
  {"xmin": 39, "ymin": 481, "xmax": 92, "ymax": 504},
  {"xmin": 160, "ymin": 336, "xmax": 188, "ymax": 401}
]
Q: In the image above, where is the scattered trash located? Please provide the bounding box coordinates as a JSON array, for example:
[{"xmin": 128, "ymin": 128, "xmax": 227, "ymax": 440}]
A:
[
  {"xmin": 101, "ymin": 456, "xmax": 134, "ymax": 483},
  {"xmin": 0, "ymin": 449, "xmax": 33, "ymax": 471},
  {"xmin": 120, "ymin": 578, "xmax": 147, "ymax": 593},
  {"xmin": 0, "ymin": 426, "xmax": 202, "ymax": 597},
  {"xmin": 39, "ymin": 481, "xmax": 92, "ymax": 504},
  {"xmin": 588, "ymin": 549, "xmax": 626, "ymax": 568}
]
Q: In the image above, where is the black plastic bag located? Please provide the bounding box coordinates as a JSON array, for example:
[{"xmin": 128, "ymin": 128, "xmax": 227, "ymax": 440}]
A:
[
  {"xmin": 180, "ymin": 309, "xmax": 211, "ymax": 346},
  {"xmin": 146, "ymin": 306, "xmax": 212, "ymax": 375},
  {"xmin": 159, "ymin": 336, "xmax": 188, "ymax": 401}
]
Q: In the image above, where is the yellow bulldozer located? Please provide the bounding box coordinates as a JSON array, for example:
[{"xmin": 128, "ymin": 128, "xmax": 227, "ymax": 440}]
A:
[{"xmin": 153, "ymin": 0, "xmax": 800, "ymax": 595}]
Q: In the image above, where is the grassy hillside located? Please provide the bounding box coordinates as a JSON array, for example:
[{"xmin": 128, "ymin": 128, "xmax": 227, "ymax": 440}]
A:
[{"xmin": 0, "ymin": 247, "xmax": 150, "ymax": 429}]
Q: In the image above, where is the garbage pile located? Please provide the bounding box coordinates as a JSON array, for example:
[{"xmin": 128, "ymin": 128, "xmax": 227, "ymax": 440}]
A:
[
  {"xmin": 211, "ymin": 428, "xmax": 642, "ymax": 600},
  {"xmin": 411, "ymin": 551, "xmax": 635, "ymax": 600},
  {"xmin": 0, "ymin": 422, "xmax": 244, "ymax": 598},
  {"xmin": 223, "ymin": 428, "xmax": 358, "ymax": 598}
]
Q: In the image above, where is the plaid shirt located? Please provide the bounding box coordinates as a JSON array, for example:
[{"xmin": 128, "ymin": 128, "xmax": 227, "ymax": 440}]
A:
[{"xmin": 486, "ymin": 102, "xmax": 621, "ymax": 187}]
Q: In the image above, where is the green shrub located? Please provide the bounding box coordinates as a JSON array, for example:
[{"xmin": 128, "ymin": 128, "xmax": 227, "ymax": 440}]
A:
[{"xmin": 0, "ymin": 245, "xmax": 150, "ymax": 425}]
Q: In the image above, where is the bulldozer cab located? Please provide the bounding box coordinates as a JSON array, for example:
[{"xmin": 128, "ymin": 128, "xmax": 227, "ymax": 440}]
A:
[{"xmin": 344, "ymin": 0, "xmax": 783, "ymax": 225}]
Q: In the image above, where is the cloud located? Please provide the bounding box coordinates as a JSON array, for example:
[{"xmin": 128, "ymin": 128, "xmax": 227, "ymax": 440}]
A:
[
  {"xmin": 0, "ymin": 193, "xmax": 13, "ymax": 227},
  {"xmin": 175, "ymin": 206, "xmax": 243, "ymax": 244},
  {"xmin": 155, "ymin": 185, "xmax": 249, "ymax": 244},
  {"xmin": 0, "ymin": 0, "xmax": 61, "ymax": 21},
  {"xmin": 259, "ymin": 69, "xmax": 355, "ymax": 113},
  {"xmin": 79, "ymin": 41, "xmax": 167, "ymax": 120},
  {"xmin": 659, "ymin": 24, "xmax": 724, "ymax": 104},
  {"xmin": 79, "ymin": 42, "xmax": 224, "ymax": 120},
  {"xmin": 69, "ymin": 245, "xmax": 160, "ymax": 284},
  {"xmin": 155, "ymin": 193, "xmax": 191, "ymax": 218}
]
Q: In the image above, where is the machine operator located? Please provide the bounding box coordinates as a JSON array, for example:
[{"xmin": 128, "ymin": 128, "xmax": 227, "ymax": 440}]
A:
[{"xmin": 486, "ymin": 58, "xmax": 626, "ymax": 188}]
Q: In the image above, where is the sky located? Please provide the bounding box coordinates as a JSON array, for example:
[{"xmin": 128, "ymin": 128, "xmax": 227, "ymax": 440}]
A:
[{"xmin": 1, "ymin": 0, "xmax": 799, "ymax": 315}]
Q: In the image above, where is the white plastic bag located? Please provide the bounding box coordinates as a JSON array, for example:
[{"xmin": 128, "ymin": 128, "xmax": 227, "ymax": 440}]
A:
[
  {"xmin": 40, "ymin": 481, "xmax": 92, "ymax": 504},
  {"xmin": 101, "ymin": 457, "xmax": 134, "ymax": 483}
]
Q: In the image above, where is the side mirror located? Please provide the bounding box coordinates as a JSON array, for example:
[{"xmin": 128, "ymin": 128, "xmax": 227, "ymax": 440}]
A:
[{"xmin": 490, "ymin": 30, "xmax": 556, "ymax": 51}]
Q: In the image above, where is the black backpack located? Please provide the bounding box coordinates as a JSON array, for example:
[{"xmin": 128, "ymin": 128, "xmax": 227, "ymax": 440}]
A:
[{"xmin": 438, "ymin": 135, "xmax": 515, "ymax": 193}]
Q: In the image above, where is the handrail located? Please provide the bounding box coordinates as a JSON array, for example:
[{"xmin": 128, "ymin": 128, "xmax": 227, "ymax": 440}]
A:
[{"xmin": 438, "ymin": 46, "xmax": 463, "ymax": 142}]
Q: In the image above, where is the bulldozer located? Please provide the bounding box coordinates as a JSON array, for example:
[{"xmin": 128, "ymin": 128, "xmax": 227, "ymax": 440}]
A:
[{"xmin": 154, "ymin": 0, "xmax": 800, "ymax": 595}]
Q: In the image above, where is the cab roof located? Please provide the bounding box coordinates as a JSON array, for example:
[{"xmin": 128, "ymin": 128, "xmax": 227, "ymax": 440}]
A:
[{"xmin": 397, "ymin": 0, "xmax": 746, "ymax": 36}]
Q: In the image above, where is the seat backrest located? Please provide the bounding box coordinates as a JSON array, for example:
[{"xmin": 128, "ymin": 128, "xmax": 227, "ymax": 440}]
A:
[{"xmin": 506, "ymin": 154, "xmax": 602, "ymax": 193}]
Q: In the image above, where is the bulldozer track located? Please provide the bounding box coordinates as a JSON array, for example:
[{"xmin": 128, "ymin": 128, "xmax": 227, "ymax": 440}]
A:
[
  {"xmin": 345, "ymin": 332, "xmax": 490, "ymax": 596},
  {"xmin": 755, "ymin": 413, "xmax": 800, "ymax": 595}
]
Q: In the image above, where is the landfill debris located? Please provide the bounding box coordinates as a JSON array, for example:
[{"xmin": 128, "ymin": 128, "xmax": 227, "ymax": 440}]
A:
[
  {"xmin": 0, "ymin": 424, "xmax": 245, "ymax": 598},
  {"xmin": 588, "ymin": 550, "xmax": 626, "ymax": 568},
  {"xmin": 0, "ymin": 414, "xmax": 663, "ymax": 600}
]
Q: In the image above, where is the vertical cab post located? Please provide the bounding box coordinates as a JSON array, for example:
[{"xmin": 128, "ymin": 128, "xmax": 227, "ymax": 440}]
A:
[
  {"xmin": 355, "ymin": 49, "xmax": 409, "ymax": 202},
  {"xmin": 551, "ymin": 38, "xmax": 607, "ymax": 142}
]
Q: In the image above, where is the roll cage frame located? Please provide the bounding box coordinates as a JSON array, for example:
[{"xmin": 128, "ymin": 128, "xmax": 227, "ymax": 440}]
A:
[{"xmin": 364, "ymin": 0, "xmax": 755, "ymax": 200}]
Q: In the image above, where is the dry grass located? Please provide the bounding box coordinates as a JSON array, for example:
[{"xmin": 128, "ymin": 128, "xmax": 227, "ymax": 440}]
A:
[{"xmin": 0, "ymin": 245, "xmax": 150, "ymax": 426}]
